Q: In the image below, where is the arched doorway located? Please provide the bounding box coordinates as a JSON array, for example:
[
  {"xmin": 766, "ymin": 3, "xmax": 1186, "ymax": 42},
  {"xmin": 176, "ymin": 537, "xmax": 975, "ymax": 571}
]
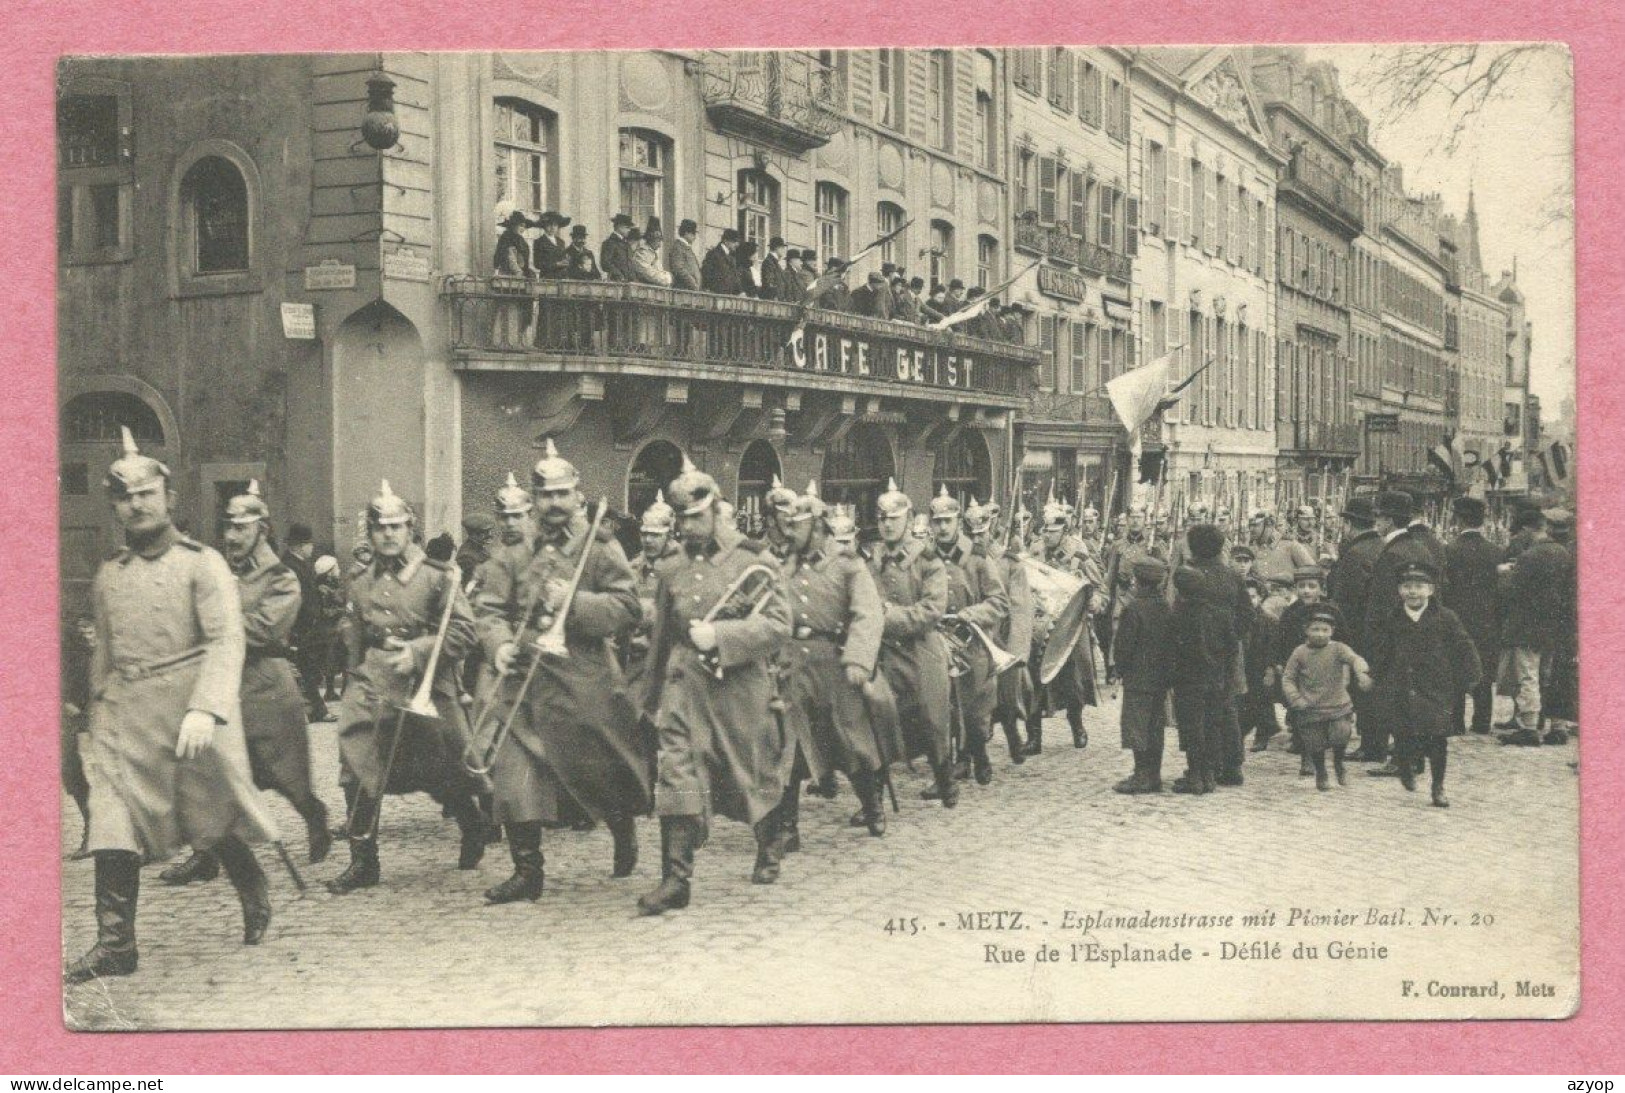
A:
[
  {"xmin": 60, "ymin": 388, "xmax": 174, "ymax": 616},
  {"xmin": 735, "ymin": 439, "xmax": 782, "ymax": 539},
  {"xmin": 934, "ymin": 429, "xmax": 993, "ymax": 509},
  {"xmin": 821, "ymin": 423, "xmax": 895, "ymax": 540},
  {"xmin": 334, "ymin": 301, "xmax": 426, "ymax": 552},
  {"xmin": 624, "ymin": 439, "xmax": 686, "ymax": 557}
]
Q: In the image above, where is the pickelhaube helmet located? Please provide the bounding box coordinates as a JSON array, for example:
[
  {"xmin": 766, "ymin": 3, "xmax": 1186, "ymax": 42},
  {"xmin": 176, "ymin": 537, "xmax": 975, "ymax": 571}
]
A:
[
  {"xmin": 791, "ymin": 479, "xmax": 826, "ymax": 523},
  {"xmin": 495, "ymin": 471, "xmax": 533, "ymax": 515},
  {"xmin": 1188, "ymin": 500, "xmax": 1212, "ymax": 518},
  {"xmin": 224, "ymin": 478, "xmax": 270, "ymax": 525},
  {"xmin": 927, "ymin": 484, "xmax": 961, "ymax": 518},
  {"xmin": 876, "ymin": 476, "xmax": 912, "ymax": 517},
  {"xmin": 105, "ymin": 425, "xmax": 170, "ymax": 498},
  {"xmin": 964, "ymin": 497, "xmax": 992, "ymax": 534},
  {"xmin": 1080, "ymin": 505, "xmax": 1100, "ymax": 520},
  {"xmin": 640, "ymin": 489, "xmax": 675, "ymax": 533},
  {"xmin": 765, "ymin": 474, "xmax": 799, "ymax": 516},
  {"xmin": 825, "ymin": 503, "xmax": 857, "ymax": 544},
  {"xmin": 1041, "ymin": 497, "xmax": 1069, "ymax": 530},
  {"xmin": 531, "ymin": 438, "xmax": 580, "ymax": 491},
  {"xmin": 668, "ymin": 455, "xmax": 720, "ymax": 516},
  {"xmin": 367, "ymin": 479, "xmax": 415, "ymax": 526}
]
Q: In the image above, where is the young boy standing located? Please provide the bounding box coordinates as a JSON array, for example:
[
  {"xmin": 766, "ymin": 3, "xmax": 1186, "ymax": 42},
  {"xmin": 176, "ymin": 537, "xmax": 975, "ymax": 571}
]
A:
[
  {"xmin": 1272, "ymin": 566, "xmax": 1346, "ymax": 771},
  {"xmin": 1114, "ymin": 560, "xmax": 1175, "ymax": 794},
  {"xmin": 1281, "ymin": 607, "xmax": 1372, "ymax": 790}
]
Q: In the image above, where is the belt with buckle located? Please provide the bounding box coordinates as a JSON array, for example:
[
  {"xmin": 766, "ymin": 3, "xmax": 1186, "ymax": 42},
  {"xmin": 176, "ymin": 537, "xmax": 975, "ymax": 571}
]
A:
[
  {"xmin": 793, "ymin": 625, "xmax": 843, "ymax": 642},
  {"xmin": 115, "ymin": 645, "xmax": 208, "ymax": 682}
]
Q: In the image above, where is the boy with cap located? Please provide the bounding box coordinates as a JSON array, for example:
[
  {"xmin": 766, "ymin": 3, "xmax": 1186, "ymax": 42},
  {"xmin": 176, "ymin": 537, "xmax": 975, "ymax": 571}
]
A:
[
  {"xmin": 1366, "ymin": 562, "xmax": 1481, "ymax": 806},
  {"xmin": 1271, "ymin": 566, "xmax": 1346, "ymax": 768},
  {"xmin": 1280, "ymin": 606, "xmax": 1372, "ymax": 790},
  {"xmin": 1113, "ymin": 559, "xmax": 1175, "ymax": 793}
]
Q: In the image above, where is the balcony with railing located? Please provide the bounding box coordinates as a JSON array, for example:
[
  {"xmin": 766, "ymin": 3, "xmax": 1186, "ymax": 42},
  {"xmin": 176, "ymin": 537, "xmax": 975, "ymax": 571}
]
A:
[
  {"xmin": 1281, "ymin": 418, "xmax": 1362, "ymax": 456},
  {"xmin": 1279, "ymin": 154, "xmax": 1364, "ymax": 233},
  {"xmin": 443, "ymin": 277, "xmax": 1038, "ymax": 407},
  {"xmin": 700, "ymin": 52, "xmax": 844, "ymax": 153},
  {"xmin": 1014, "ymin": 218, "xmax": 1133, "ymax": 283},
  {"xmin": 1023, "ymin": 388, "xmax": 1116, "ymax": 425}
]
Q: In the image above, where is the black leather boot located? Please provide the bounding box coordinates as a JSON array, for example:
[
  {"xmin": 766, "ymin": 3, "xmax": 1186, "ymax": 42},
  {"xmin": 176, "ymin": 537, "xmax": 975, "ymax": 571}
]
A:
[
  {"xmin": 638, "ymin": 817, "xmax": 696, "ymax": 915},
  {"xmin": 778, "ymin": 781, "xmax": 802, "ymax": 854},
  {"xmin": 1147, "ymin": 750, "xmax": 1164, "ymax": 792},
  {"xmin": 1021, "ymin": 723, "xmax": 1043, "ymax": 757},
  {"xmin": 1001, "ymin": 721, "xmax": 1026, "ymax": 764},
  {"xmin": 968, "ymin": 732, "xmax": 994, "ymax": 786},
  {"xmin": 851, "ymin": 771, "xmax": 886, "ymax": 836},
  {"xmin": 452, "ymin": 794, "xmax": 487, "ymax": 870},
  {"xmin": 296, "ymin": 795, "xmax": 332, "ymax": 865},
  {"xmin": 1114, "ymin": 752, "xmax": 1151, "ymax": 794},
  {"xmin": 485, "ymin": 821, "xmax": 545, "ymax": 903},
  {"xmin": 934, "ymin": 759, "xmax": 960, "ymax": 808},
  {"xmin": 1069, "ymin": 708, "xmax": 1088, "ymax": 749},
  {"xmin": 159, "ymin": 849, "xmax": 219, "ymax": 886},
  {"xmin": 331, "ymin": 780, "xmax": 358, "ymax": 839},
  {"xmin": 326, "ymin": 835, "xmax": 381, "ymax": 894},
  {"xmin": 65, "ymin": 851, "xmax": 140, "ymax": 984},
  {"xmin": 608, "ymin": 813, "xmax": 638, "ymax": 878},
  {"xmin": 751, "ymin": 811, "xmax": 782, "ymax": 885},
  {"xmin": 215, "ymin": 835, "xmax": 272, "ymax": 945}
]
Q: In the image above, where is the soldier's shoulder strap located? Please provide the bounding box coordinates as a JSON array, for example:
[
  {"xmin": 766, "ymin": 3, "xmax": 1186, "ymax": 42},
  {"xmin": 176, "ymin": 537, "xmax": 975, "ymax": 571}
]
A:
[{"xmin": 175, "ymin": 535, "xmax": 206, "ymax": 552}]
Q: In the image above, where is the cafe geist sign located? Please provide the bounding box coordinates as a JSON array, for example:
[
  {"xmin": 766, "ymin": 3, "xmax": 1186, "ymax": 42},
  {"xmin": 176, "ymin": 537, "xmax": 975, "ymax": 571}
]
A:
[{"xmin": 787, "ymin": 321, "xmax": 1011, "ymax": 394}]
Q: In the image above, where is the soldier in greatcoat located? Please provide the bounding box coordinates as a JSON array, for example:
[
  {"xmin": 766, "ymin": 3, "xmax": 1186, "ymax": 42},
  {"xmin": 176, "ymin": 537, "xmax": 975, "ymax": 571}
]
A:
[
  {"xmin": 1030, "ymin": 498, "xmax": 1106, "ymax": 751},
  {"xmin": 927, "ymin": 486, "xmax": 1008, "ymax": 790},
  {"xmin": 866, "ymin": 479, "xmax": 957, "ymax": 807},
  {"xmin": 772, "ymin": 482, "xmax": 888, "ymax": 854},
  {"xmin": 637, "ymin": 462, "xmax": 791, "ymax": 914},
  {"xmin": 472, "ymin": 441, "xmax": 648, "ymax": 903},
  {"xmin": 160, "ymin": 482, "xmax": 332, "ymax": 889},
  {"xmin": 974, "ymin": 500, "xmax": 1036, "ymax": 763},
  {"xmin": 327, "ymin": 480, "xmax": 487, "ymax": 894},
  {"xmin": 67, "ymin": 430, "xmax": 280, "ymax": 984},
  {"xmin": 624, "ymin": 490, "xmax": 682, "ymax": 691}
]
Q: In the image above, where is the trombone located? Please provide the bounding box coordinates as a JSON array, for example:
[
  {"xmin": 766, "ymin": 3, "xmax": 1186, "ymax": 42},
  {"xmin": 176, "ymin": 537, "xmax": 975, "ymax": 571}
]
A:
[
  {"xmin": 695, "ymin": 563, "xmax": 779, "ymax": 680},
  {"xmin": 463, "ymin": 499, "xmax": 606, "ymax": 777},
  {"xmin": 939, "ymin": 614, "xmax": 1019, "ymax": 678}
]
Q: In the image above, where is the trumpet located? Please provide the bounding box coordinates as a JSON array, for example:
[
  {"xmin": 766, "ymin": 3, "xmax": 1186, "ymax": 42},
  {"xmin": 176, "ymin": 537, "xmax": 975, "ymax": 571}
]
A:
[
  {"xmin": 695, "ymin": 563, "xmax": 779, "ymax": 680},
  {"xmin": 939, "ymin": 614, "xmax": 1020, "ymax": 678},
  {"xmin": 464, "ymin": 499, "xmax": 606, "ymax": 777},
  {"xmin": 399, "ymin": 562, "xmax": 463, "ymax": 719}
]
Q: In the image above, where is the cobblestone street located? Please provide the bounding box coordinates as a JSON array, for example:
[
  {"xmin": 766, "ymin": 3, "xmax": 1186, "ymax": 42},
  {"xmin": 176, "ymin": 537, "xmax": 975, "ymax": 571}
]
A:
[{"xmin": 62, "ymin": 692, "xmax": 1580, "ymax": 1030}]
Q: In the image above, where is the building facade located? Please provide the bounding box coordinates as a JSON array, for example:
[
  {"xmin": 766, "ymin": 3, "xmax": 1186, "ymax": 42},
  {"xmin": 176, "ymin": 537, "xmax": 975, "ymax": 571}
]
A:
[
  {"xmin": 1130, "ymin": 49, "xmax": 1281, "ymax": 516},
  {"xmin": 1444, "ymin": 192, "xmax": 1509, "ymax": 480},
  {"xmin": 1006, "ymin": 46, "xmax": 1137, "ymax": 516},
  {"xmin": 1492, "ymin": 266, "xmax": 1536, "ymax": 494}
]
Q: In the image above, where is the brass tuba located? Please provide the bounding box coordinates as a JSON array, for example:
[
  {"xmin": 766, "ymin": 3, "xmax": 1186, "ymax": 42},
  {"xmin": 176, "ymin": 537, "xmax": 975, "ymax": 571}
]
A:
[
  {"xmin": 939, "ymin": 614, "xmax": 1020, "ymax": 678},
  {"xmin": 463, "ymin": 499, "xmax": 606, "ymax": 777},
  {"xmin": 696, "ymin": 563, "xmax": 780, "ymax": 680}
]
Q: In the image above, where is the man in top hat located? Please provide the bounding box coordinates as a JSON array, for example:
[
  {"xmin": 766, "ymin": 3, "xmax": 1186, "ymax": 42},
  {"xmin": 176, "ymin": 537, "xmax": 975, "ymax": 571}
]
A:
[
  {"xmin": 967, "ymin": 498, "xmax": 1036, "ymax": 764},
  {"xmin": 771, "ymin": 481, "xmax": 888, "ymax": 854},
  {"xmin": 160, "ymin": 481, "xmax": 332, "ymax": 888},
  {"xmin": 637, "ymin": 459, "xmax": 791, "ymax": 914},
  {"xmin": 564, "ymin": 224, "xmax": 602, "ymax": 281},
  {"xmin": 1359, "ymin": 490, "xmax": 1436, "ymax": 772},
  {"xmin": 920, "ymin": 283, "xmax": 949, "ymax": 325},
  {"xmin": 471, "ymin": 440, "xmax": 648, "ymax": 903},
  {"xmin": 701, "ymin": 228, "xmax": 746, "ymax": 296},
  {"xmin": 532, "ymin": 211, "xmax": 572, "ymax": 279},
  {"xmin": 927, "ymin": 486, "xmax": 1009, "ymax": 788},
  {"xmin": 851, "ymin": 270, "xmax": 894, "ymax": 320},
  {"xmin": 328, "ymin": 480, "xmax": 487, "ymax": 894},
  {"xmin": 793, "ymin": 249, "xmax": 818, "ymax": 298},
  {"xmin": 1328, "ymin": 496, "xmax": 1380, "ymax": 654},
  {"xmin": 865, "ymin": 478, "xmax": 957, "ymax": 807},
  {"xmin": 669, "ymin": 219, "xmax": 703, "ymax": 291},
  {"xmin": 941, "ymin": 278, "xmax": 968, "ymax": 319},
  {"xmin": 759, "ymin": 237, "xmax": 789, "ymax": 302},
  {"xmin": 1443, "ymin": 495, "xmax": 1503, "ymax": 735},
  {"xmin": 779, "ymin": 248, "xmax": 808, "ymax": 305},
  {"xmin": 599, "ymin": 213, "xmax": 638, "ymax": 283},
  {"xmin": 67, "ymin": 431, "xmax": 281, "ymax": 984}
]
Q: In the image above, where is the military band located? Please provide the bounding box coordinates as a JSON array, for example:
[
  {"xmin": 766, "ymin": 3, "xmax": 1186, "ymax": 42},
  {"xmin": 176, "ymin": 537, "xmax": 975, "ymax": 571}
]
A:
[{"xmin": 65, "ymin": 426, "xmax": 1576, "ymax": 983}]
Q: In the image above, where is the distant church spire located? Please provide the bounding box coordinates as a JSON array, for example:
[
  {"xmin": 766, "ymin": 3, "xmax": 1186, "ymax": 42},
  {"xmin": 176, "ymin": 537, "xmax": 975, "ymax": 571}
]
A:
[{"xmin": 1462, "ymin": 180, "xmax": 1485, "ymax": 274}]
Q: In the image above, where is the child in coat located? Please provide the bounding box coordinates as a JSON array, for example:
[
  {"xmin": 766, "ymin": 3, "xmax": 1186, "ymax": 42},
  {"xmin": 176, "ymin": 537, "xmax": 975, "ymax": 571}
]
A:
[{"xmin": 1281, "ymin": 606, "xmax": 1372, "ymax": 790}]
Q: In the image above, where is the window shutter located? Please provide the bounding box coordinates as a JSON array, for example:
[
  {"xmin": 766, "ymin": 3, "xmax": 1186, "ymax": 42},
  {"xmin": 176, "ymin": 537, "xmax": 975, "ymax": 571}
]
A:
[
  {"xmin": 1264, "ymin": 205, "xmax": 1274, "ymax": 283},
  {"xmin": 1039, "ymin": 156, "xmax": 1057, "ymax": 223},
  {"xmin": 1040, "ymin": 315, "xmax": 1057, "ymax": 390},
  {"xmin": 1203, "ymin": 167, "xmax": 1217, "ymax": 256},
  {"xmin": 1126, "ymin": 196, "xmax": 1140, "ymax": 257},
  {"xmin": 1070, "ymin": 169, "xmax": 1086, "ymax": 235},
  {"xmin": 1071, "ymin": 322, "xmax": 1086, "ymax": 391},
  {"xmin": 1182, "ymin": 158, "xmax": 1194, "ymax": 244}
]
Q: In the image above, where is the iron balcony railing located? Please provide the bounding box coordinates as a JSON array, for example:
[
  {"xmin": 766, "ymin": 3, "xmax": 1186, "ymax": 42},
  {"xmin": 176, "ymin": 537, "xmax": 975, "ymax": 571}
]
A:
[
  {"xmin": 1282, "ymin": 155, "xmax": 1364, "ymax": 230},
  {"xmin": 1024, "ymin": 388, "xmax": 1116, "ymax": 424},
  {"xmin": 700, "ymin": 52, "xmax": 844, "ymax": 152},
  {"xmin": 1283, "ymin": 418, "xmax": 1362, "ymax": 455},
  {"xmin": 443, "ymin": 277, "xmax": 1039, "ymax": 402},
  {"xmin": 1013, "ymin": 219, "xmax": 1133, "ymax": 283}
]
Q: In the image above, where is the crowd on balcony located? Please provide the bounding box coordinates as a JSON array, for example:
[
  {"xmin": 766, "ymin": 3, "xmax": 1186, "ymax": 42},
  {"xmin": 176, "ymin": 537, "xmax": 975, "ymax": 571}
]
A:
[{"xmin": 493, "ymin": 203, "xmax": 1030, "ymax": 345}]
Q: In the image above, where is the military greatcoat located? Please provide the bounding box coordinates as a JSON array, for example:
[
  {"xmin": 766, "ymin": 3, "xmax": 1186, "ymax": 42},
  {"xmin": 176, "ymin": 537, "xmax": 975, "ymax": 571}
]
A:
[
  {"xmin": 624, "ymin": 541, "xmax": 683, "ymax": 691},
  {"xmin": 779, "ymin": 544, "xmax": 886, "ymax": 781},
  {"xmin": 989, "ymin": 541, "xmax": 1035, "ymax": 725},
  {"xmin": 85, "ymin": 527, "xmax": 279, "ymax": 861},
  {"xmin": 232, "ymin": 540, "xmax": 316, "ymax": 801},
  {"xmin": 473, "ymin": 512, "xmax": 650, "ymax": 825},
  {"xmin": 338, "ymin": 543, "xmax": 479, "ymax": 800},
  {"xmin": 866, "ymin": 538, "xmax": 952, "ymax": 766},
  {"xmin": 641, "ymin": 527, "xmax": 791, "ymax": 825},
  {"xmin": 1034, "ymin": 537, "xmax": 1103, "ymax": 713},
  {"xmin": 938, "ymin": 535, "xmax": 1009, "ymax": 748}
]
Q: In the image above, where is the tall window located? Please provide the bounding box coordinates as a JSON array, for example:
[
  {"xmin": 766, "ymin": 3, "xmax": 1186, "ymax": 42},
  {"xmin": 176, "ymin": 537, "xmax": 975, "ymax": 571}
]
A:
[
  {"xmin": 876, "ymin": 201, "xmax": 906, "ymax": 265},
  {"xmin": 874, "ymin": 49, "xmax": 904, "ymax": 130},
  {"xmin": 1098, "ymin": 185, "xmax": 1118, "ymax": 253},
  {"xmin": 1145, "ymin": 141, "xmax": 1166, "ymax": 232},
  {"xmin": 1048, "ymin": 49, "xmax": 1073, "ymax": 110},
  {"xmin": 977, "ymin": 234, "xmax": 998, "ymax": 289},
  {"xmin": 929, "ymin": 50, "xmax": 953, "ymax": 151},
  {"xmin": 1105, "ymin": 78, "xmax": 1128, "ymax": 140},
  {"xmin": 929, "ymin": 220, "xmax": 954, "ymax": 286},
  {"xmin": 1039, "ymin": 315, "xmax": 1057, "ymax": 389},
  {"xmin": 815, "ymin": 182, "xmax": 849, "ymax": 265},
  {"xmin": 1078, "ymin": 61, "xmax": 1102, "ymax": 127},
  {"xmin": 1070, "ymin": 169, "xmax": 1089, "ymax": 237},
  {"xmin": 737, "ymin": 169, "xmax": 780, "ymax": 248},
  {"xmin": 1189, "ymin": 159, "xmax": 1204, "ymax": 250},
  {"xmin": 1071, "ymin": 323, "xmax": 1089, "ymax": 391},
  {"xmin": 618, "ymin": 129, "xmax": 670, "ymax": 230},
  {"xmin": 1215, "ymin": 173, "xmax": 1228, "ymax": 260},
  {"xmin": 1039, "ymin": 156, "xmax": 1058, "ymax": 223},
  {"xmin": 181, "ymin": 156, "xmax": 249, "ymax": 274},
  {"xmin": 494, "ymin": 98, "xmax": 554, "ymax": 215},
  {"xmin": 59, "ymin": 95, "xmax": 120, "ymax": 168},
  {"xmin": 59, "ymin": 88, "xmax": 133, "ymax": 262},
  {"xmin": 1015, "ymin": 149, "xmax": 1035, "ymax": 216},
  {"xmin": 974, "ymin": 52, "xmax": 997, "ymax": 171}
]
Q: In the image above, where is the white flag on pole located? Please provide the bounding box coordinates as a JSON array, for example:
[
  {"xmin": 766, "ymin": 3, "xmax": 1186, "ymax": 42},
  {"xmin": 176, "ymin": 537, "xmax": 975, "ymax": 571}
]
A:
[{"xmin": 1105, "ymin": 354, "xmax": 1172, "ymax": 435}]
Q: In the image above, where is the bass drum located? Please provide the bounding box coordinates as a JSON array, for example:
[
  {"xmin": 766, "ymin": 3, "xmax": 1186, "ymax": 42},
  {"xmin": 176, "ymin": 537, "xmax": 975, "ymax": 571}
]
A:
[{"xmin": 1039, "ymin": 580, "xmax": 1095, "ymax": 686}]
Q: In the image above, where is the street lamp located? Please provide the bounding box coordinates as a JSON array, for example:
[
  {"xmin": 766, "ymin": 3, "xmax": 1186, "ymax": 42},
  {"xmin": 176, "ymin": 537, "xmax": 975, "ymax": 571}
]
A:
[{"xmin": 361, "ymin": 75, "xmax": 401, "ymax": 152}]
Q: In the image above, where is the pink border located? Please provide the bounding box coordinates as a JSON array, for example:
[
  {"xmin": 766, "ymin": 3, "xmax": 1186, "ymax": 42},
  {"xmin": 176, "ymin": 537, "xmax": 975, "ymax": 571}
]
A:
[{"xmin": 2, "ymin": 0, "xmax": 1620, "ymax": 1073}]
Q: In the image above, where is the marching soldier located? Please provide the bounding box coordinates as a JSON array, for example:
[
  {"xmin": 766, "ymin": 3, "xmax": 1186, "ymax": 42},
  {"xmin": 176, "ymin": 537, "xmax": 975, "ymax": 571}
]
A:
[
  {"xmin": 970, "ymin": 500, "xmax": 1035, "ymax": 764},
  {"xmin": 760, "ymin": 475, "xmax": 800, "ymax": 562},
  {"xmin": 471, "ymin": 441, "xmax": 648, "ymax": 903},
  {"xmin": 67, "ymin": 430, "xmax": 280, "ymax": 984},
  {"xmin": 161, "ymin": 482, "xmax": 332, "ymax": 888},
  {"xmin": 927, "ymin": 486, "xmax": 1008, "ymax": 788},
  {"xmin": 638, "ymin": 461, "xmax": 791, "ymax": 914},
  {"xmin": 825, "ymin": 503, "xmax": 860, "ymax": 556},
  {"xmin": 328, "ymin": 480, "xmax": 487, "ymax": 894},
  {"xmin": 624, "ymin": 490, "xmax": 682, "ymax": 689},
  {"xmin": 775, "ymin": 482, "xmax": 888, "ymax": 844},
  {"xmin": 1032, "ymin": 498, "xmax": 1106, "ymax": 751},
  {"xmin": 866, "ymin": 479, "xmax": 957, "ymax": 807}
]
